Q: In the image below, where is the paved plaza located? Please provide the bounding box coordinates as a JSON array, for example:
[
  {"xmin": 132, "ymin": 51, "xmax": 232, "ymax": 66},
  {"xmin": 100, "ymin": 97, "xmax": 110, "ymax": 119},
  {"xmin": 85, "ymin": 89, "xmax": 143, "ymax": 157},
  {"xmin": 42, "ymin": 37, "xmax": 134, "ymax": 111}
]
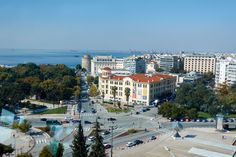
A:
[{"xmin": 113, "ymin": 128, "xmax": 236, "ymax": 157}]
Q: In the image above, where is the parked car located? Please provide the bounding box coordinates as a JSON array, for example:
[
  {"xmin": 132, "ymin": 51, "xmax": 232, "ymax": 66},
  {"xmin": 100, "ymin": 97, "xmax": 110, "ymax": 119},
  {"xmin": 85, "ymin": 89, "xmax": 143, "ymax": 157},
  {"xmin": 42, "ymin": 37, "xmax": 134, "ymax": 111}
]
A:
[
  {"xmin": 149, "ymin": 136, "xmax": 156, "ymax": 140},
  {"xmin": 135, "ymin": 112, "xmax": 140, "ymax": 115},
  {"xmin": 102, "ymin": 130, "xmax": 110, "ymax": 135},
  {"xmin": 61, "ymin": 120, "xmax": 70, "ymax": 124},
  {"xmin": 133, "ymin": 139, "xmax": 143, "ymax": 145},
  {"xmin": 72, "ymin": 119, "xmax": 81, "ymax": 124},
  {"xmin": 88, "ymin": 136, "xmax": 95, "ymax": 141},
  {"xmin": 40, "ymin": 118, "xmax": 47, "ymax": 121},
  {"xmin": 126, "ymin": 142, "xmax": 135, "ymax": 147},
  {"xmin": 104, "ymin": 144, "xmax": 111, "ymax": 149},
  {"xmin": 84, "ymin": 120, "xmax": 92, "ymax": 124},
  {"xmin": 81, "ymin": 110, "xmax": 86, "ymax": 113},
  {"xmin": 107, "ymin": 117, "xmax": 117, "ymax": 121}
]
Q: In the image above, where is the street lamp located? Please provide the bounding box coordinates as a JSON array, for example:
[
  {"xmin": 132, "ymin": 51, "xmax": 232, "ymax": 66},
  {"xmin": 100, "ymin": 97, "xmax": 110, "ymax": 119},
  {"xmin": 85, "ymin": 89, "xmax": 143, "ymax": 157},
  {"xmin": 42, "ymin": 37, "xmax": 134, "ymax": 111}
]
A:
[{"xmin": 109, "ymin": 121, "xmax": 115, "ymax": 157}]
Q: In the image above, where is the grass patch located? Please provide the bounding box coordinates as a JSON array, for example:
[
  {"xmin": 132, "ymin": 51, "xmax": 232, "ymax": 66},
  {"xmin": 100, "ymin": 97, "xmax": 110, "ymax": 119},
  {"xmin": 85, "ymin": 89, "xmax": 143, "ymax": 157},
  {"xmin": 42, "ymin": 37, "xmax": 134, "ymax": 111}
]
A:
[
  {"xmin": 227, "ymin": 114, "xmax": 236, "ymax": 118},
  {"xmin": 107, "ymin": 108, "xmax": 129, "ymax": 113},
  {"xmin": 127, "ymin": 128, "xmax": 137, "ymax": 134},
  {"xmin": 39, "ymin": 106, "xmax": 67, "ymax": 114},
  {"xmin": 198, "ymin": 112, "xmax": 212, "ymax": 119}
]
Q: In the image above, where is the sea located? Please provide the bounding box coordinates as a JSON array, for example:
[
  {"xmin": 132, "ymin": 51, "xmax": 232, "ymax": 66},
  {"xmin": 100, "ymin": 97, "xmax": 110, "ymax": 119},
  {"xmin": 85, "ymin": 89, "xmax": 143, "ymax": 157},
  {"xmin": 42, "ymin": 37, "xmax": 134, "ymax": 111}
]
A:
[{"xmin": 0, "ymin": 49, "xmax": 138, "ymax": 68}]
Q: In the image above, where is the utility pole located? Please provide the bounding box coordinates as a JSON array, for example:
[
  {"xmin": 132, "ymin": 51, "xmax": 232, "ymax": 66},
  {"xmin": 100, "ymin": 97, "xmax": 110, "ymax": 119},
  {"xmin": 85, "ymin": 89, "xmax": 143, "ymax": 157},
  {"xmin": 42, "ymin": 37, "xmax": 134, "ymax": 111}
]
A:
[{"xmin": 110, "ymin": 125, "xmax": 114, "ymax": 157}]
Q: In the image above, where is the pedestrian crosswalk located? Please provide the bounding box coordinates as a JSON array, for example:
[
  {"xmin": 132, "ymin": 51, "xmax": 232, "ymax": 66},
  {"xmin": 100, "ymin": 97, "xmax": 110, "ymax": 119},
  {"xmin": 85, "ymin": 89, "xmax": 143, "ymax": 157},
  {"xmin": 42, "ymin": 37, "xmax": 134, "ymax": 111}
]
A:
[
  {"xmin": 81, "ymin": 113, "xmax": 96, "ymax": 117},
  {"xmin": 35, "ymin": 138, "xmax": 50, "ymax": 144}
]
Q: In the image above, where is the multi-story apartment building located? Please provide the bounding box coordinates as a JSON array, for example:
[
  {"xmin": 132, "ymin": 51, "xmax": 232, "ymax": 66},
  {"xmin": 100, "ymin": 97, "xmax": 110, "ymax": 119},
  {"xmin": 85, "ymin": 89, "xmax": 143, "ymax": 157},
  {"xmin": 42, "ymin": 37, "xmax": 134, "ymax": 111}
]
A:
[
  {"xmin": 215, "ymin": 57, "xmax": 236, "ymax": 87},
  {"xmin": 159, "ymin": 55, "xmax": 177, "ymax": 71},
  {"xmin": 146, "ymin": 61, "xmax": 158, "ymax": 73},
  {"xmin": 90, "ymin": 55, "xmax": 125, "ymax": 76},
  {"xmin": 184, "ymin": 54, "xmax": 216, "ymax": 74},
  {"xmin": 99, "ymin": 67, "xmax": 176, "ymax": 106},
  {"xmin": 115, "ymin": 58, "xmax": 124, "ymax": 69},
  {"xmin": 123, "ymin": 56, "xmax": 146, "ymax": 73}
]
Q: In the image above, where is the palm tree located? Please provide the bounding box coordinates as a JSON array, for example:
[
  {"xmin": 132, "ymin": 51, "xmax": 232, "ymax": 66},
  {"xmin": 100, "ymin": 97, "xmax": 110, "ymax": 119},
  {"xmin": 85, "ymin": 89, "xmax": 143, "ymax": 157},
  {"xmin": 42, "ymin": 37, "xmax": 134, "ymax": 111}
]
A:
[
  {"xmin": 101, "ymin": 91, "xmax": 105, "ymax": 103},
  {"xmin": 125, "ymin": 88, "xmax": 131, "ymax": 105},
  {"xmin": 111, "ymin": 86, "xmax": 118, "ymax": 106}
]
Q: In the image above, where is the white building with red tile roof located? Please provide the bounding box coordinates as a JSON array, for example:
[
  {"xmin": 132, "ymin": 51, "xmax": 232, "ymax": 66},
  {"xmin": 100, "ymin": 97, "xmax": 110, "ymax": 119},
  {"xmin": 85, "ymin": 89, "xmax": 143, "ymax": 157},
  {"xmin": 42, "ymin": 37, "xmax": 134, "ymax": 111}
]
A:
[{"xmin": 99, "ymin": 67, "xmax": 176, "ymax": 106}]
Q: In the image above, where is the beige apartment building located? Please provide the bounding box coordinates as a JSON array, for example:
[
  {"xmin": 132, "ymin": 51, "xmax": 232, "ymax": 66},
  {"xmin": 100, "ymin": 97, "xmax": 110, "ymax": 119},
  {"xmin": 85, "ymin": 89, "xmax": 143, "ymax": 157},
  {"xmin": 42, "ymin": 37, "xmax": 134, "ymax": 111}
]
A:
[
  {"xmin": 184, "ymin": 54, "xmax": 216, "ymax": 74},
  {"xmin": 99, "ymin": 67, "xmax": 176, "ymax": 106}
]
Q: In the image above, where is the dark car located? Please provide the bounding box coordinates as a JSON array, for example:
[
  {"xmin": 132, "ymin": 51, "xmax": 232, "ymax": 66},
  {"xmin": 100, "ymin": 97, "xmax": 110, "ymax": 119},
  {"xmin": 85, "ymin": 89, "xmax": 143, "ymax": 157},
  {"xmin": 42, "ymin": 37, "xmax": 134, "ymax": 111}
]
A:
[
  {"xmin": 107, "ymin": 117, "xmax": 117, "ymax": 121},
  {"xmin": 40, "ymin": 118, "xmax": 47, "ymax": 121},
  {"xmin": 84, "ymin": 120, "xmax": 92, "ymax": 124},
  {"xmin": 149, "ymin": 136, "xmax": 156, "ymax": 140},
  {"xmin": 135, "ymin": 112, "xmax": 140, "ymax": 115},
  {"xmin": 72, "ymin": 119, "xmax": 81, "ymax": 124},
  {"xmin": 104, "ymin": 144, "xmax": 111, "ymax": 149},
  {"xmin": 133, "ymin": 139, "xmax": 143, "ymax": 145},
  {"xmin": 91, "ymin": 109, "xmax": 97, "ymax": 114},
  {"xmin": 102, "ymin": 130, "xmax": 110, "ymax": 135},
  {"xmin": 46, "ymin": 120, "xmax": 62, "ymax": 125}
]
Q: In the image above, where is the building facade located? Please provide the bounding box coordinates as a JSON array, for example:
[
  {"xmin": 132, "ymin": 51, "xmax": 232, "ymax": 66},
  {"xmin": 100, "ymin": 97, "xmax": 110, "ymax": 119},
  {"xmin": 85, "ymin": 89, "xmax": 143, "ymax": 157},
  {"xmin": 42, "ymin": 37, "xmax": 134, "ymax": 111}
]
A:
[
  {"xmin": 99, "ymin": 67, "xmax": 176, "ymax": 106},
  {"xmin": 184, "ymin": 54, "xmax": 216, "ymax": 74},
  {"xmin": 123, "ymin": 57, "xmax": 146, "ymax": 73},
  {"xmin": 81, "ymin": 54, "xmax": 92, "ymax": 72},
  {"xmin": 91, "ymin": 55, "xmax": 117, "ymax": 76},
  {"xmin": 215, "ymin": 57, "xmax": 236, "ymax": 87}
]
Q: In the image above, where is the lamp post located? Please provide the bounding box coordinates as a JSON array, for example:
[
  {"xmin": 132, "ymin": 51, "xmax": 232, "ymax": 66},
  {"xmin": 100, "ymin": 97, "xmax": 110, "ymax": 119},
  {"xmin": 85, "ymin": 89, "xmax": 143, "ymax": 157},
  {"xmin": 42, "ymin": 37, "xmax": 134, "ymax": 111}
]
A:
[{"xmin": 110, "ymin": 122, "xmax": 114, "ymax": 157}]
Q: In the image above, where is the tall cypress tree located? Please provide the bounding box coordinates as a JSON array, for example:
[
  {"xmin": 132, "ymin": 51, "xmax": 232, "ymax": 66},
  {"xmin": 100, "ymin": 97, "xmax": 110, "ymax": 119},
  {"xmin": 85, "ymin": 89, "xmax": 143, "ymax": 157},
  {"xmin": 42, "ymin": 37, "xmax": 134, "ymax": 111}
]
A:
[
  {"xmin": 89, "ymin": 121, "xmax": 106, "ymax": 157},
  {"xmin": 56, "ymin": 143, "xmax": 64, "ymax": 157},
  {"xmin": 70, "ymin": 123, "xmax": 88, "ymax": 157}
]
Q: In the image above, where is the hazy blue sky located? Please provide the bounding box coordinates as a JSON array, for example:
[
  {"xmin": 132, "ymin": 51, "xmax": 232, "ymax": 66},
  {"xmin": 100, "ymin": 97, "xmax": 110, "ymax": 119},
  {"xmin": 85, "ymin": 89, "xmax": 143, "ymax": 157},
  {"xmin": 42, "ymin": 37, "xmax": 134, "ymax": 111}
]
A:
[{"xmin": 0, "ymin": 0, "xmax": 236, "ymax": 51}]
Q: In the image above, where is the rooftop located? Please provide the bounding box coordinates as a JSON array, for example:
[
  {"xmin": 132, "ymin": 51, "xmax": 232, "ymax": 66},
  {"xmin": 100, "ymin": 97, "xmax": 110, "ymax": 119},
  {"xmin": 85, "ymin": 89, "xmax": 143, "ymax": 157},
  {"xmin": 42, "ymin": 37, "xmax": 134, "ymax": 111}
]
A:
[{"xmin": 102, "ymin": 73, "xmax": 175, "ymax": 83}]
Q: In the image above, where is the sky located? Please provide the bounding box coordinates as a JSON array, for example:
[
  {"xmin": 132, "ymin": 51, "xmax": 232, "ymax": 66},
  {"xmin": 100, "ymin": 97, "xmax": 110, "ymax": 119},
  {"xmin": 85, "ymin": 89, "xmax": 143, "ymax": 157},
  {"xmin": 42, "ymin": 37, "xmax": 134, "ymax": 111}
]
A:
[{"xmin": 0, "ymin": 0, "xmax": 236, "ymax": 52}]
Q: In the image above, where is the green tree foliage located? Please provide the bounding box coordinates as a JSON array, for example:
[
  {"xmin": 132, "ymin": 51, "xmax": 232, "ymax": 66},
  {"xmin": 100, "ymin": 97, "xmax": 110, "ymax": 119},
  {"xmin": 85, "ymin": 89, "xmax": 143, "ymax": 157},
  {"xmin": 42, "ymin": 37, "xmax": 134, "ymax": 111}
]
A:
[
  {"xmin": 56, "ymin": 143, "xmax": 64, "ymax": 157},
  {"xmin": 18, "ymin": 119, "xmax": 31, "ymax": 133},
  {"xmin": 89, "ymin": 122, "xmax": 106, "ymax": 157},
  {"xmin": 89, "ymin": 84, "xmax": 99, "ymax": 97},
  {"xmin": 0, "ymin": 63, "xmax": 78, "ymax": 108},
  {"xmin": 158, "ymin": 102, "xmax": 183, "ymax": 119},
  {"xmin": 0, "ymin": 143, "xmax": 14, "ymax": 157},
  {"xmin": 75, "ymin": 64, "xmax": 82, "ymax": 70},
  {"xmin": 17, "ymin": 153, "xmax": 33, "ymax": 157},
  {"xmin": 87, "ymin": 76, "xmax": 94, "ymax": 85},
  {"xmin": 93, "ymin": 76, "xmax": 99, "ymax": 86},
  {"xmin": 39, "ymin": 146, "xmax": 53, "ymax": 157},
  {"xmin": 70, "ymin": 123, "xmax": 88, "ymax": 157},
  {"xmin": 111, "ymin": 86, "xmax": 118, "ymax": 105},
  {"xmin": 125, "ymin": 88, "xmax": 131, "ymax": 105}
]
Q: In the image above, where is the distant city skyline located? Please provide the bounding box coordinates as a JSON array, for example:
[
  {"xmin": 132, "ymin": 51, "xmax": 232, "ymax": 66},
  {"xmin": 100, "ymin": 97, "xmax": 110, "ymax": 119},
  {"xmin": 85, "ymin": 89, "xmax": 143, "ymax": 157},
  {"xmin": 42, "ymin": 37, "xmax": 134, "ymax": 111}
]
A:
[{"xmin": 0, "ymin": 0, "xmax": 236, "ymax": 52}]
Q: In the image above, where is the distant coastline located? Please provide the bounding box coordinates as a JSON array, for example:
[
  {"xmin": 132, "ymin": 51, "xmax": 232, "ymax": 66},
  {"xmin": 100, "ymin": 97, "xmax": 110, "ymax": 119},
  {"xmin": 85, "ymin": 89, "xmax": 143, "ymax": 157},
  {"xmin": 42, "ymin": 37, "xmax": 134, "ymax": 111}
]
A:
[{"xmin": 0, "ymin": 49, "xmax": 133, "ymax": 68}]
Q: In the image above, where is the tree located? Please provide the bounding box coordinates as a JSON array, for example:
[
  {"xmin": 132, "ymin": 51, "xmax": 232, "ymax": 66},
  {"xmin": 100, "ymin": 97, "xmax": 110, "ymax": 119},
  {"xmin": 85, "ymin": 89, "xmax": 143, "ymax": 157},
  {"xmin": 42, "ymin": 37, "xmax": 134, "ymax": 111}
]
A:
[
  {"xmin": 87, "ymin": 76, "xmax": 94, "ymax": 85},
  {"xmin": 0, "ymin": 143, "xmax": 14, "ymax": 157},
  {"xmin": 39, "ymin": 146, "xmax": 53, "ymax": 157},
  {"xmin": 156, "ymin": 68, "xmax": 164, "ymax": 72},
  {"xmin": 56, "ymin": 143, "xmax": 64, "ymax": 157},
  {"xmin": 101, "ymin": 91, "xmax": 105, "ymax": 103},
  {"xmin": 158, "ymin": 102, "xmax": 183, "ymax": 119},
  {"xmin": 70, "ymin": 123, "xmax": 88, "ymax": 157},
  {"xmin": 111, "ymin": 86, "xmax": 118, "ymax": 106},
  {"xmin": 17, "ymin": 153, "xmax": 33, "ymax": 157},
  {"xmin": 93, "ymin": 76, "xmax": 99, "ymax": 86},
  {"xmin": 125, "ymin": 88, "xmax": 131, "ymax": 106},
  {"xmin": 18, "ymin": 119, "xmax": 31, "ymax": 133},
  {"xmin": 76, "ymin": 64, "xmax": 82, "ymax": 70},
  {"xmin": 89, "ymin": 84, "xmax": 99, "ymax": 97},
  {"xmin": 89, "ymin": 121, "xmax": 105, "ymax": 157}
]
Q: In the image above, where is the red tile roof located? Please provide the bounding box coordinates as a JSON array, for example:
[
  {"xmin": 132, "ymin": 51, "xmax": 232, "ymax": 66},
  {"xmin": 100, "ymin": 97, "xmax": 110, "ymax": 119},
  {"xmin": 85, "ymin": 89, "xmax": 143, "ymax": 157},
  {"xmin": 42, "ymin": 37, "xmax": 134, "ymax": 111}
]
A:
[
  {"xmin": 101, "ymin": 73, "xmax": 175, "ymax": 83},
  {"xmin": 102, "ymin": 67, "xmax": 111, "ymax": 71}
]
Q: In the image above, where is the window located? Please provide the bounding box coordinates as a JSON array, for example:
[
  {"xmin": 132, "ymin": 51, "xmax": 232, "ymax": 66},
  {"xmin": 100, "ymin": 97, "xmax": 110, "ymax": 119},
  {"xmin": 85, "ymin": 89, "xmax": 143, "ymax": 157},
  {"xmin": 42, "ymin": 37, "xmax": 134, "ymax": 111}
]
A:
[
  {"xmin": 110, "ymin": 81, "xmax": 113, "ymax": 84},
  {"xmin": 119, "ymin": 82, "xmax": 123, "ymax": 85},
  {"xmin": 125, "ymin": 81, "xmax": 130, "ymax": 85}
]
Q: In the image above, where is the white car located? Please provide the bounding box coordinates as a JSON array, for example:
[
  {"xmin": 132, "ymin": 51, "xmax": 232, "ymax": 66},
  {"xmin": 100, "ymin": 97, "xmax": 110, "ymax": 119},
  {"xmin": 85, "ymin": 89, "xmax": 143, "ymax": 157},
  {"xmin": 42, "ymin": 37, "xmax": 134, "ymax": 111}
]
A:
[
  {"xmin": 126, "ymin": 142, "xmax": 135, "ymax": 147},
  {"xmin": 88, "ymin": 136, "xmax": 95, "ymax": 141}
]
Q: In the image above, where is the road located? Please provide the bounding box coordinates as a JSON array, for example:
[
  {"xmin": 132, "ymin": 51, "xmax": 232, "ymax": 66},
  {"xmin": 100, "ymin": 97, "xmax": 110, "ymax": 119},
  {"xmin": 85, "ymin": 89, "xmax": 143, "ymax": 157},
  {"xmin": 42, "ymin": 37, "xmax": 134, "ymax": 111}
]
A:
[{"xmin": 27, "ymin": 72, "xmax": 220, "ymax": 157}]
